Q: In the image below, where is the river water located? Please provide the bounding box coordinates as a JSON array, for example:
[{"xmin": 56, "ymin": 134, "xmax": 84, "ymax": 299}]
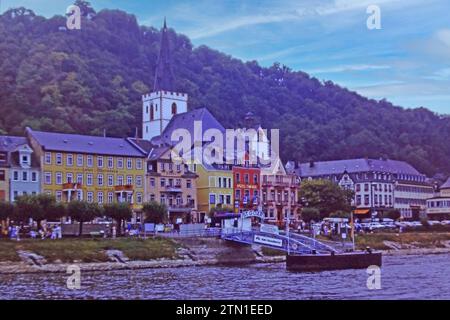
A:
[{"xmin": 0, "ymin": 253, "xmax": 449, "ymax": 300}]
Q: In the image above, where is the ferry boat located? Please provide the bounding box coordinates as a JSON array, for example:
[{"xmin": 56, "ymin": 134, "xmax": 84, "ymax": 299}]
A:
[{"xmin": 286, "ymin": 249, "xmax": 382, "ymax": 272}]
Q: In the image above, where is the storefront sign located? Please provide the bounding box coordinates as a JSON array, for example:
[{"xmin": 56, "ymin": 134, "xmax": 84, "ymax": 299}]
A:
[{"xmin": 242, "ymin": 210, "xmax": 265, "ymax": 220}]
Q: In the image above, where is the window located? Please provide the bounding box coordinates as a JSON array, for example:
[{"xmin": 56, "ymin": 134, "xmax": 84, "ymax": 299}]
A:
[
  {"xmin": 97, "ymin": 192, "xmax": 104, "ymax": 204},
  {"xmin": 226, "ymin": 195, "xmax": 231, "ymax": 205},
  {"xmin": 171, "ymin": 102, "xmax": 177, "ymax": 115},
  {"xmin": 77, "ymin": 173, "xmax": 83, "ymax": 185},
  {"xmin": 364, "ymin": 184, "xmax": 369, "ymax": 192},
  {"xmin": 117, "ymin": 158, "xmax": 124, "ymax": 169},
  {"xmin": 186, "ymin": 180, "xmax": 192, "ymax": 189},
  {"xmin": 150, "ymin": 178, "xmax": 155, "ymax": 187},
  {"xmin": 108, "ymin": 157, "xmax": 114, "ymax": 169},
  {"xmin": 87, "ymin": 155, "xmax": 93, "ymax": 167},
  {"xmin": 136, "ymin": 159, "xmax": 142, "ymax": 170},
  {"xmin": 244, "ymin": 174, "xmax": 249, "ymax": 184},
  {"xmin": 13, "ymin": 191, "xmax": 18, "ymax": 201},
  {"xmin": 160, "ymin": 163, "xmax": 165, "ymax": 171},
  {"xmin": 66, "ymin": 173, "xmax": 73, "ymax": 183},
  {"xmin": 117, "ymin": 175, "xmax": 124, "ymax": 186},
  {"xmin": 67, "ymin": 154, "xmax": 73, "ymax": 166},
  {"xmin": 56, "ymin": 153, "xmax": 62, "ymax": 165},
  {"xmin": 44, "ymin": 172, "xmax": 52, "ymax": 185},
  {"xmin": 0, "ymin": 170, "xmax": 5, "ymax": 181},
  {"xmin": 45, "ymin": 152, "xmax": 52, "ymax": 165},
  {"xmin": 253, "ymin": 174, "xmax": 258, "ymax": 184},
  {"xmin": 56, "ymin": 191, "xmax": 62, "ymax": 202},
  {"xmin": 235, "ymin": 189, "xmax": 241, "ymax": 200},
  {"xmin": 13, "ymin": 171, "xmax": 19, "ymax": 181},
  {"xmin": 77, "ymin": 154, "xmax": 83, "ymax": 167},
  {"xmin": 97, "ymin": 156, "xmax": 104, "ymax": 168},
  {"xmin": 150, "ymin": 105, "xmax": 154, "ymax": 120},
  {"xmin": 87, "ymin": 174, "xmax": 93, "ymax": 186},
  {"xmin": 160, "ymin": 178, "xmax": 165, "ymax": 187},
  {"xmin": 97, "ymin": 174, "xmax": 104, "ymax": 186},
  {"xmin": 87, "ymin": 192, "xmax": 93, "ymax": 203},
  {"xmin": 21, "ymin": 154, "xmax": 30, "ymax": 166},
  {"xmin": 150, "ymin": 194, "xmax": 155, "ymax": 202},
  {"xmin": 56, "ymin": 172, "xmax": 63, "ymax": 185},
  {"xmin": 127, "ymin": 158, "xmax": 133, "ymax": 170},
  {"xmin": 127, "ymin": 175, "xmax": 133, "ymax": 185},
  {"xmin": 77, "ymin": 190, "xmax": 83, "ymax": 201},
  {"xmin": 176, "ymin": 164, "xmax": 181, "ymax": 172},
  {"xmin": 356, "ymin": 184, "xmax": 361, "ymax": 192},
  {"xmin": 108, "ymin": 175, "xmax": 114, "ymax": 187},
  {"xmin": 0, "ymin": 153, "xmax": 6, "ymax": 163},
  {"xmin": 107, "ymin": 192, "xmax": 114, "ymax": 203},
  {"xmin": 209, "ymin": 194, "xmax": 216, "ymax": 204},
  {"xmin": 136, "ymin": 193, "xmax": 143, "ymax": 204},
  {"xmin": 364, "ymin": 195, "xmax": 370, "ymax": 206},
  {"xmin": 136, "ymin": 176, "xmax": 142, "ymax": 187}
]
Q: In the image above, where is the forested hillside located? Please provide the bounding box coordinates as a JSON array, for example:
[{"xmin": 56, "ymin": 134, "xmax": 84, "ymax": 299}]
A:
[{"xmin": 1, "ymin": 3, "xmax": 449, "ymax": 176}]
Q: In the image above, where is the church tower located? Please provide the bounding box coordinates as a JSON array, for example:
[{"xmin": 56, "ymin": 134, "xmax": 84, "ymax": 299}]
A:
[{"xmin": 142, "ymin": 19, "xmax": 188, "ymax": 141}]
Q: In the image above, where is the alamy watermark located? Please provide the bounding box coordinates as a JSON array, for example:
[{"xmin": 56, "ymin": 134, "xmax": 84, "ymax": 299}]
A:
[
  {"xmin": 170, "ymin": 121, "xmax": 280, "ymax": 168},
  {"xmin": 66, "ymin": 5, "xmax": 81, "ymax": 30},
  {"xmin": 66, "ymin": 264, "xmax": 81, "ymax": 290},
  {"xmin": 367, "ymin": 5, "xmax": 381, "ymax": 30},
  {"xmin": 366, "ymin": 265, "xmax": 382, "ymax": 290}
]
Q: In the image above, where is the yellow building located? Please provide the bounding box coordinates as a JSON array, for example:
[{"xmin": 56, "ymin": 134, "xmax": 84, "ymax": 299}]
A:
[
  {"xmin": 189, "ymin": 162, "xmax": 233, "ymax": 217},
  {"xmin": 26, "ymin": 128, "xmax": 146, "ymax": 210}
]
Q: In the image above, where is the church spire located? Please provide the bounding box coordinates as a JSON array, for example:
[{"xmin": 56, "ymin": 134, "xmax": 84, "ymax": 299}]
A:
[{"xmin": 153, "ymin": 18, "xmax": 175, "ymax": 92}]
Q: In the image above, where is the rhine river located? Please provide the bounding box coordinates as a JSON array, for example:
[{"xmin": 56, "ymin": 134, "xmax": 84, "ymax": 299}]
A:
[{"xmin": 1, "ymin": 253, "xmax": 449, "ymax": 299}]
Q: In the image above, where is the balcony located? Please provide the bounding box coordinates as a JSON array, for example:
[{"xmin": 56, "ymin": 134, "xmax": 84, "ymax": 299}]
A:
[
  {"xmin": 162, "ymin": 184, "xmax": 182, "ymax": 193},
  {"xmin": 62, "ymin": 183, "xmax": 83, "ymax": 191},
  {"xmin": 114, "ymin": 185, "xmax": 134, "ymax": 192}
]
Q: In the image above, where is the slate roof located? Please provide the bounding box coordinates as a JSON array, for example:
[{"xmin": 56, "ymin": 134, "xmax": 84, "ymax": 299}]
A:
[
  {"xmin": 440, "ymin": 177, "xmax": 450, "ymax": 189},
  {"xmin": 26, "ymin": 128, "xmax": 145, "ymax": 157},
  {"xmin": 153, "ymin": 19, "xmax": 175, "ymax": 92},
  {"xmin": 0, "ymin": 136, "xmax": 28, "ymax": 152},
  {"xmin": 298, "ymin": 158, "xmax": 422, "ymax": 177},
  {"xmin": 157, "ymin": 108, "xmax": 226, "ymax": 146}
]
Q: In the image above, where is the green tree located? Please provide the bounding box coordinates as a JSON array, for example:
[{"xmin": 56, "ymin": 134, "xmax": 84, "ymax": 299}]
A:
[
  {"xmin": 14, "ymin": 195, "xmax": 43, "ymax": 224},
  {"xmin": 300, "ymin": 207, "xmax": 320, "ymax": 222},
  {"xmin": 142, "ymin": 201, "xmax": 167, "ymax": 224},
  {"xmin": 300, "ymin": 179, "xmax": 354, "ymax": 219},
  {"xmin": 68, "ymin": 201, "xmax": 100, "ymax": 236},
  {"xmin": 0, "ymin": 201, "xmax": 14, "ymax": 221},
  {"xmin": 104, "ymin": 202, "xmax": 132, "ymax": 236}
]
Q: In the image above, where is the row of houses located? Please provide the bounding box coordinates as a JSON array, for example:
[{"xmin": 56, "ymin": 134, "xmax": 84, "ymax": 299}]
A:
[
  {"xmin": 0, "ymin": 113, "xmax": 299, "ymax": 225},
  {"xmin": 1, "ymin": 21, "xmax": 448, "ymax": 223},
  {"xmin": 286, "ymin": 159, "xmax": 450, "ymax": 220}
]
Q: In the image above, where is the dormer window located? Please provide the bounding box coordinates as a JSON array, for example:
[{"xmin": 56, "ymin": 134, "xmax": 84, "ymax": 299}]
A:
[{"xmin": 20, "ymin": 154, "xmax": 31, "ymax": 167}]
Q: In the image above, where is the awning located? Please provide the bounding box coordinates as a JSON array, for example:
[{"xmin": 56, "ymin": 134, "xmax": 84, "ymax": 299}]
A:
[{"xmin": 354, "ymin": 209, "xmax": 370, "ymax": 215}]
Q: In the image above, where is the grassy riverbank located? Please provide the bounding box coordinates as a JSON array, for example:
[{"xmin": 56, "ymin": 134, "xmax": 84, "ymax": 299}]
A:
[
  {"xmin": 354, "ymin": 232, "xmax": 450, "ymax": 250},
  {"xmin": 0, "ymin": 238, "xmax": 179, "ymax": 263}
]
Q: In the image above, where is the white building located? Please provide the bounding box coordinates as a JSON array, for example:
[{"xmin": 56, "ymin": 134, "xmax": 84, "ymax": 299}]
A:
[{"xmin": 291, "ymin": 158, "xmax": 433, "ymax": 219}]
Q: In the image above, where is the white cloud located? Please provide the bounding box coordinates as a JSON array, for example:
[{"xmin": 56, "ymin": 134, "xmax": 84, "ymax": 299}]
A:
[{"xmin": 308, "ymin": 64, "xmax": 391, "ymax": 74}]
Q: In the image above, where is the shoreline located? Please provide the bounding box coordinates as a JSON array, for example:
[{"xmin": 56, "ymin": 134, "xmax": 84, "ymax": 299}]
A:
[{"xmin": 1, "ymin": 247, "xmax": 449, "ymax": 275}]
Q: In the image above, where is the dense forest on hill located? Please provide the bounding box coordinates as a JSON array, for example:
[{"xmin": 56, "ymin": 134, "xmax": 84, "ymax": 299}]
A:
[{"xmin": 1, "ymin": 2, "xmax": 449, "ymax": 177}]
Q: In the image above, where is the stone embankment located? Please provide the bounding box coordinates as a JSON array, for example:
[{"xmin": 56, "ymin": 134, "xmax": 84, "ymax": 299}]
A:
[{"xmin": 0, "ymin": 238, "xmax": 284, "ymax": 274}]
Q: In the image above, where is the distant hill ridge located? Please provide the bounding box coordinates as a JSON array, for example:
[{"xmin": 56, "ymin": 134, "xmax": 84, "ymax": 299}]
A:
[{"xmin": 0, "ymin": 5, "xmax": 449, "ymax": 177}]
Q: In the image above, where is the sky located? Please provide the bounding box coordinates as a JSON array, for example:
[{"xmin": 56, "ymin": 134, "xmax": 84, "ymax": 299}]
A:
[{"xmin": 2, "ymin": 0, "xmax": 450, "ymax": 114}]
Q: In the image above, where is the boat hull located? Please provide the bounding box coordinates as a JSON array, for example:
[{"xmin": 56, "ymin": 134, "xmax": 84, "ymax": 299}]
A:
[{"xmin": 286, "ymin": 251, "xmax": 382, "ymax": 272}]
